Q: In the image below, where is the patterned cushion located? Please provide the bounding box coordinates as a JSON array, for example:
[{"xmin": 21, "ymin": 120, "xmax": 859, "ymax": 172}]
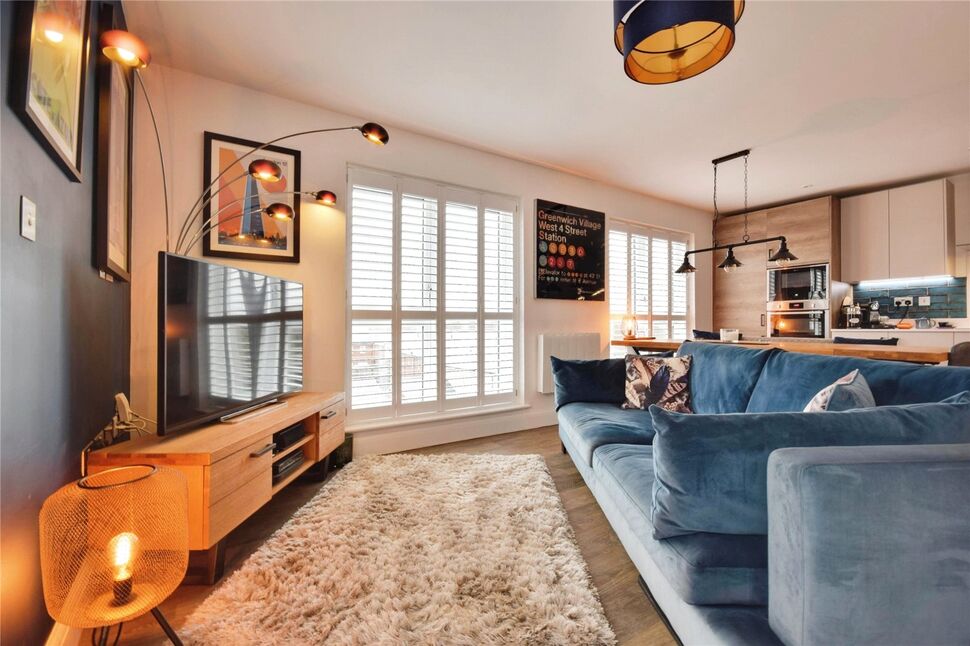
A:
[
  {"xmin": 622, "ymin": 355, "xmax": 692, "ymax": 412},
  {"xmin": 803, "ymin": 369, "xmax": 876, "ymax": 412}
]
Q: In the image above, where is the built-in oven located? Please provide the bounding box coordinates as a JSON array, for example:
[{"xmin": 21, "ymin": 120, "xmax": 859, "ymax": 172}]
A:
[
  {"xmin": 768, "ymin": 264, "xmax": 828, "ymax": 303},
  {"xmin": 767, "ymin": 308, "xmax": 828, "ymax": 339},
  {"xmin": 767, "ymin": 263, "xmax": 830, "ymax": 338}
]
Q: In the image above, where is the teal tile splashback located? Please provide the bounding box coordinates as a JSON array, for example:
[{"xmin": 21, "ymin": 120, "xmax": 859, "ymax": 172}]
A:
[{"xmin": 853, "ymin": 276, "xmax": 967, "ymax": 319}]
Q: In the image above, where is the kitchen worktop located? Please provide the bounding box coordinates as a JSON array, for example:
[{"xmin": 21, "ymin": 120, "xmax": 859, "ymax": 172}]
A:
[{"xmin": 832, "ymin": 327, "xmax": 970, "ymax": 333}]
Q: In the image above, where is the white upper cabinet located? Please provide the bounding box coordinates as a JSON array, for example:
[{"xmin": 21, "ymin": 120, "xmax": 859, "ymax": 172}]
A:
[
  {"xmin": 888, "ymin": 179, "xmax": 954, "ymax": 279},
  {"xmin": 840, "ymin": 179, "xmax": 954, "ymax": 283},
  {"xmin": 841, "ymin": 191, "xmax": 889, "ymax": 283},
  {"xmin": 948, "ymin": 172, "xmax": 970, "ymax": 247}
]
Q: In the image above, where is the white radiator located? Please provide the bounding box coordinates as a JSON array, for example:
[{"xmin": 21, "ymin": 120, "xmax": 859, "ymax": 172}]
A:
[{"xmin": 537, "ymin": 333, "xmax": 601, "ymax": 394}]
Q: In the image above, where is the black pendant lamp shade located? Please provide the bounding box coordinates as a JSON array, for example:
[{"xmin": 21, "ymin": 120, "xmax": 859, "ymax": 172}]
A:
[
  {"xmin": 768, "ymin": 239, "xmax": 798, "ymax": 265},
  {"xmin": 718, "ymin": 247, "xmax": 743, "ymax": 272},
  {"xmin": 675, "ymin": 255, "xmax": 697, "ymax": 274},
  {"xmin": 614, "ymin": 1, "xmax": 744, "ymax": 84}
]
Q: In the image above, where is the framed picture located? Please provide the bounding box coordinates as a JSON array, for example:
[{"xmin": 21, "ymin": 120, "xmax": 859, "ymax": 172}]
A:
[
  {"xmin": 535, "ymin": 199, "xmax": 606, "ymax": 300},
  {"xmin": 12, "ymin": 0, "xmax": 91, "ymax": 182},
  {"xmin": 94, "ymin": 3, "xmax": 132, "ymax": 281},
  {"xmin": 202, "ymin": 132, "xmax": 301, "ymax": 263}
]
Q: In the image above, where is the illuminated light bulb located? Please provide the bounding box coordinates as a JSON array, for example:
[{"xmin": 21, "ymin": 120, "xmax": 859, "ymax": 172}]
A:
[
  {"xmin": 43, "ymin": 29, "xmax": 65, "ymax": 43},
  {"xmin": 108, "ymin": 532, "xmax": 138, "ymax": 604},
  {"xmin": 314, "ymin": 190, "xmax": 337, "ymax": 206},
  {"xmin": 360, "ymin": 122, "xmax": 389, "ymax": 146},
  {"xmin": 247, "ymin": 159, "xmax": 282, "ymax": 183},
  {"xmin": 116, "ymin": 47, "xmax": 136, "ymax": 62},
  {"xmin": 263, "ymin": 202, "xmax": 294, "ymax": 221}
]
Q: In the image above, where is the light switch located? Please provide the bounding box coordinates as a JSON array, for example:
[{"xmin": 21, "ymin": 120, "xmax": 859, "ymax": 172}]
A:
[
  {"xmin": 918, "ymin": 296, "xmax": 931, "ymax": 307},
  {"xmin": 20, "ymin": 196, "xmax": 36, "ymax": 241}
]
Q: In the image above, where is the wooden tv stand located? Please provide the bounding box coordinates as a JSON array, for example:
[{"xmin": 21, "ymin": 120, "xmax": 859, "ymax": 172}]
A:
[{"xmin": 87, "ymin": 391, "xmax": 345, "ymax": 583}]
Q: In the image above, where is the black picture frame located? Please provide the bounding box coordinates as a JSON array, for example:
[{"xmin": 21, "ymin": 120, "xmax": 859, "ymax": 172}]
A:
[
  {"xmin": 535, "ymin": 199, "xmax": 606, "ymax": 301},
  {"xmin": 94, "ymin": 2, "xmax": 132, "ymax": 282},
  {"xmin": 10, "ymin": 0, "xmax": 91, "ymax": 182},
  {"xmin": 201, "ymin": 132, "xmax": 302, "ymax": 264}
]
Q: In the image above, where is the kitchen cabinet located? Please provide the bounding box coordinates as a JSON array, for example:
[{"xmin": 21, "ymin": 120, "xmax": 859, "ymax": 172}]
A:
[
  {"xmin": 713, "ymin": 210, "xmax": 767, "ymax": 339},
  {"xmin": 889, "ymin": 179, "xmax": 955, "ymax": 279},
  {"xmin": 841, "ymin": 191, "xmax": 890, "ymax": 283},
  {"xmin": 765, "ymin": 196, "xmax": 841, "ymax": 276},
  {"xmin": 948, "ymin": 172, "xmax": 970, "ymax": 247},
  {"xmin": 840, "ymin": 179, "xmax": 955, "ymax": 282}
]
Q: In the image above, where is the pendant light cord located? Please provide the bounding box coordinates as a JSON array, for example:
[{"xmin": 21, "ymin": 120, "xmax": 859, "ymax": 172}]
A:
[
  {"xmin": 742, "ymin": 153, "xmax": 750, "ymax": 242},
  {"xmin": 711, "ymin": 162, "xmax": 719, "ymax": 247}
]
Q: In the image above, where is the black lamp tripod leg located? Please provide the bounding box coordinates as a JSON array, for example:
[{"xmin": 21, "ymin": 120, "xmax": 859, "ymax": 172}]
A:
[{"xmin": 151, "ymin": 607, "xmax": 183, "ymax": 646}]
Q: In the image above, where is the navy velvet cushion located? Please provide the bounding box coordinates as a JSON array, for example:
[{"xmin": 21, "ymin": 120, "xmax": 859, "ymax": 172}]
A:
[
  {"xmin": 692, "ymin": 329, "xmax": 721, "ymax": 340},
  {"xmin": 676, "ymin": 342, "xmax": 775, "ymax": 414},
  {"xmin": 746, "ymin": 350, "xmax": 970, "ymax": 412},
  {"xmin": 833, "ymin": 336, "xmax": 899, "ymax": 345},
  {"xmin": 649, "ymin": 402, "xmax": 970, "ymax": 538},
  {"xmin": 550, "ymin": 356, "xmax": 625, "ymax": 411}
]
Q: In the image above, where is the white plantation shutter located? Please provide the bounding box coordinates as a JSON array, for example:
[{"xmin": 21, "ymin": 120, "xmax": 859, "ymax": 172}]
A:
[
  {"xmin": 350, "ymin": 185, "xmax": 394, "ymax": 311},
  {"xmin": 347, "ymin": 167, "xmax": 520, "ymax": 423},
  {"xmin": 608, "ymin": 219, "xmax": 692, "ymax": 356}
]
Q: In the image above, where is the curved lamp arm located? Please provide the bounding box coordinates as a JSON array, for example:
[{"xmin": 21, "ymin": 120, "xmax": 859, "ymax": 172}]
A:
[
  {"xmin": 176, "ymin": 126, "xmax": 364, "ymax": 251},
  {"xmin": 179, "ymin": 190, "xmax": 316, "ymax": 254}
]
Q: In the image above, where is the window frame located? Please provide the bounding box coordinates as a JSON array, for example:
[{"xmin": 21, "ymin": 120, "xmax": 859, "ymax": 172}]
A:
[
  {"xmin": 608, "ymin": 218, "xmax": 693, "ymax": 347},
  {"xmin": 345, "ymin": 165, "xmax": 523, "ymax": 424}
]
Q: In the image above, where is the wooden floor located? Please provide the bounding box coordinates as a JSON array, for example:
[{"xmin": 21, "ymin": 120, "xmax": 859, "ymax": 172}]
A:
[{"xmin": 116, "ymin": 425, "xmax": 676, "ymax": 645}]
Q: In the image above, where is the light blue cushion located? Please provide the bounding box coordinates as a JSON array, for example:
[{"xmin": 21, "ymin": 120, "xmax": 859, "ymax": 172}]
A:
[
  {"xmin": 550, "ymin": 357, "xmax": 625, "ymax": 411},
  {"xmin": 803, "ymin": 369, "xmax": 876, "ymax": 412},
  {"xmin": 746, "ymin": 350, "xmax": 970, "ymax": 412},
  {"xmin": 676, "ymin": 341, "xmax": 775, "ymax": 414},
  {"xmin": 649, "ymin": 401, "xmax": 970, "ymax": 538},
  {"xmin": 557, "ymin": 402, "xmax": 653, "ymax": 467},
  {"xmin": 593, "ymin": 444, "xmax": 769, "ymax": 606},
  {"xmin": 768, "ymin": 444, "xmax": 970, "ymax": 646}
]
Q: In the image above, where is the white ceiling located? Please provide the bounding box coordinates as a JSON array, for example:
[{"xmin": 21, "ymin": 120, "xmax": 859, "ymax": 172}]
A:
[{"xmin": 125, "ymin": 1, "xmax": 970, "ymax": 212}]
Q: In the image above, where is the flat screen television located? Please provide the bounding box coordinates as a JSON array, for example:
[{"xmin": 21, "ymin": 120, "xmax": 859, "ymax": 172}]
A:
[{"xmin": 158, "ymin": 253, "xmax": 304, "ymax": 435}]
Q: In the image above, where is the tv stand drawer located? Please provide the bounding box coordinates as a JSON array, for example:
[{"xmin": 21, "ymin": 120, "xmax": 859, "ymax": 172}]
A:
[
  {"xmin": 208, "ymin": 469, "xmax": 271, "ymax": 544},
  {"xmin": 209, "ymin": 435, "xmax": 275, "ymax": 504}
]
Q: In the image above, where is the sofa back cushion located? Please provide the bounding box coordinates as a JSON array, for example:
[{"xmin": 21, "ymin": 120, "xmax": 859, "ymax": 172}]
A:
[
  {"xmin": 649, "ymin": 402, "xmax": 970, "ymax": 538},
  {"xmin": 550, "ymin": 356, "xmax": 625, "ymax": 410},
  {"xmin": 676, "ymin": 342, "xmax": 775, "ymax": 414},
  {"xmin": 746, "ymin": 350, "xmax": 970, "ymax": 412}
]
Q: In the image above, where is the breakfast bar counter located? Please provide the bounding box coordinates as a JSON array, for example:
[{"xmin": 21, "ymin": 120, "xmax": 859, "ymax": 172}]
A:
[{"xmin": 610, "ymin": 338, "xmax": 952, "ymax": 364}]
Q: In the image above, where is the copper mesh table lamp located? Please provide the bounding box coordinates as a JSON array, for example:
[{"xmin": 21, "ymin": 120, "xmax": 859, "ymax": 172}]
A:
[{"xmin": 39, "ymin": 465, "xmax": 189, "ymax": 645}]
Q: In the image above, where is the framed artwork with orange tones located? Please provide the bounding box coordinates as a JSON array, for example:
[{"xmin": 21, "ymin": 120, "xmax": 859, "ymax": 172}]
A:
[
  {"xmin": 12, "ymin": 0, "xmax": 91, "ymax": 181},
  {"xmin": 202, "ymin": 131, "xmax": 301, "ymax": 263}
]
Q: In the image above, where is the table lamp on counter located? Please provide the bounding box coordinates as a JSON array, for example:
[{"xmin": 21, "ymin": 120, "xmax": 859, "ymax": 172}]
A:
[{"xmin": 39, "ymin": 465, "xmax": 189, "ymax": 645}]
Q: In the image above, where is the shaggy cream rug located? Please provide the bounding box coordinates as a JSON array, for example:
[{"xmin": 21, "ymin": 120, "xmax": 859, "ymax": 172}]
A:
[{"xmin": 182, "ymin": 453, "xmax": 615, "ymax": 645}]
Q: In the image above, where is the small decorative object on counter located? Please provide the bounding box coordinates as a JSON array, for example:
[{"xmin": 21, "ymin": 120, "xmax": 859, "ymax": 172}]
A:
[
  {"xmin": 719, "ymin": 328, "xmax": 740, "ymax": 342},
  {"xmin": 621, "ymin": 313, "xmax": 638, "ymax": 339}
]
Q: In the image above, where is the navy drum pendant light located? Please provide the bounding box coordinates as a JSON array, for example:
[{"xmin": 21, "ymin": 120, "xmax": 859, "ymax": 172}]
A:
[{"xmin": 614, "ymin": 1, "xmax": 744, "ymax": 84}]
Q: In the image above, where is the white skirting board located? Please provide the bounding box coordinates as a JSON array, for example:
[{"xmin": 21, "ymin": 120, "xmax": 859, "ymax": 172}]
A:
[{"xmin": 536, "ymin": 333, "xmax": 602, "ymax": 394}]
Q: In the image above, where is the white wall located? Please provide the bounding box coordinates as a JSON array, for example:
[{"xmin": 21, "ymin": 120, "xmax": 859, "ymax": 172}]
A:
[{"xmin": 131, "ymin": 65, "xmax": 713, "ymax": 455}]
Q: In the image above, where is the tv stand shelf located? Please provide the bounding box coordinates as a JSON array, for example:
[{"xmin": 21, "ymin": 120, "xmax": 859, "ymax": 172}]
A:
[{"xmin": 87, "ymin": 391, "xmax": 345, "ymax": 583}]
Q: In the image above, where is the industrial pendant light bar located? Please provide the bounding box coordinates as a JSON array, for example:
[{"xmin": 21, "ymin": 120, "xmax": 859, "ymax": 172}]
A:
[{"xmin": 675, "ymin": 148, "xmax": 798, "ymax": 274}]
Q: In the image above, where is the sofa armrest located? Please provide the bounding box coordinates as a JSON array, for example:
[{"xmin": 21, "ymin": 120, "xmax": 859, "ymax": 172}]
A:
[{"xmin": 767, "ymin": 444, "xmax": 970, "ymax": 646}]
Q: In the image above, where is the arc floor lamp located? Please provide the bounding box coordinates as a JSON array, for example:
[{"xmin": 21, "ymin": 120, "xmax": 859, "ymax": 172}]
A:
[{"xmin": 98, "ymin": 29, "xmax": 389, "ymax": 256}]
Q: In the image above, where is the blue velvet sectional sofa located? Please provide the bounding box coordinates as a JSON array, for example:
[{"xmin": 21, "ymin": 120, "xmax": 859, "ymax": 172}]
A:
[{"xmin": 553, "ymin": 341, "xmax": 970, "ymax": 646}]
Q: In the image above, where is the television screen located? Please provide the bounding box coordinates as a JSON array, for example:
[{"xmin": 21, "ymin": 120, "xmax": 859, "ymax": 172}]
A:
[{"xmin": 158, "ymin": 253, "xmax": 303, "ymax": 435}]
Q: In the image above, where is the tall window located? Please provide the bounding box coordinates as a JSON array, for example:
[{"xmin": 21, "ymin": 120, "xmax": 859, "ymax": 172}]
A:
[
  {"xmin": 347, "ymin": 167, "xmax": 520, "ymax": 422},
  {"xmin": 609, "ymin": 220, "xmax": 691, "ymax": 357}
]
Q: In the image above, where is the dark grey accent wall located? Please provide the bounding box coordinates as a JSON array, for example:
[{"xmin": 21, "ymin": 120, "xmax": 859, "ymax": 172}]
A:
[{"xmin": 1, "ymin": 2, "xmax": 130, "ymax": 644}]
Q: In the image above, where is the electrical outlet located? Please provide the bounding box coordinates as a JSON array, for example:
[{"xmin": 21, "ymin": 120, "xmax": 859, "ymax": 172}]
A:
[
  {"xmin": 918, "ymin": 296, "xmax": 931, "ymax": 307},
  {"xmin": 20, "ymin": 196, "xmax": 36, "ymax": 241},
  {"xmin": 894, "ymin": 296, "xmax": 913, "ymax": 307}
]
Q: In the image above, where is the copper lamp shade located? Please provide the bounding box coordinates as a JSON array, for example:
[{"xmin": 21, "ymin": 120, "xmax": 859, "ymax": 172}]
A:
[
  {"xmin": 360, "ymin": 122, "xmax": 390, "ymax": 146},
  {"xmin": 248, "ymin": 159, "xmax": 283, "ymax": 183},
  {"xmin": 264, "ymin": 202, "xmax": 295, "ymax": 220},
  {"xmin": 38, "ymin": 465, "xmax": 188, "ymax": 628},
  {"xmin": 615, "ymin": 1, "xmax": 743, "ymax": 84},
  {"xmin": 100, "ymin": 29, "xmax": 151, "ymax": 68},
  {"xmin": 314, "ymin": 190, "xmax": 337, "ymax": 206}
]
